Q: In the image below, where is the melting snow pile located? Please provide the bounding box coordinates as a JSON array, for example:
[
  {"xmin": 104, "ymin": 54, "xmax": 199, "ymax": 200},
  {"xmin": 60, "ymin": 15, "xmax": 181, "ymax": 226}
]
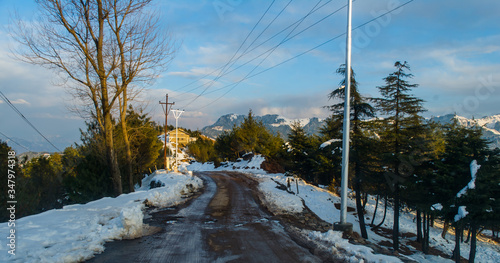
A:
[
  {"xmin": 308, "ymin": 230, "xmax": 403, "ymax": 263},
  {"xmin": 0, "ymin": 170, "xmax": 202, "ymax": 263},
  {"xmin": 257, "ymin": 178, "xmax": 304, "ymax": 214},
  {"xmin": 187, "ymin": 154, "xmax": 266, "ymax": 173}
]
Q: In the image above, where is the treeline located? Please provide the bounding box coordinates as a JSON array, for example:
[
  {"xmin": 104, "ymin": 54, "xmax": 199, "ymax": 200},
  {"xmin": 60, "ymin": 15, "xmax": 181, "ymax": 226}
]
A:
[
  {"xmin": 187, "ymin": 110, "xmax": 286, "ymax": 168},
  {"xmin": 0, "ymin": 107, "xmax": 164, "ymax": 221},
  {"xmin": 186, "ymin": 62, "xmax": 499, "ymax": 263}
]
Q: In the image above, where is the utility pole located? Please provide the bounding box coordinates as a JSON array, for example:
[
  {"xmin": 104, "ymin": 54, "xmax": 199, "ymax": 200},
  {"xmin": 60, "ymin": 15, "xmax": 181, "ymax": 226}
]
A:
[
  {"xmin": 159, "ymin": 94, "xmax": 174, "ymax": 171},
  {"xmin": 334, "ymin": 0, "xmax": 353, "ymax": 234},
  {"xmin": 171, "ymin": 109, "xmax": 184, "ymax": 171}
]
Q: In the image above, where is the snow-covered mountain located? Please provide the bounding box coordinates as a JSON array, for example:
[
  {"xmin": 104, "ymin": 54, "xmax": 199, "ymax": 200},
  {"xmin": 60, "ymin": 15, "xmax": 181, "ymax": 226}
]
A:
[
  {"xmin": 430, "ymin": 114, "xmax": 500, "ymax": 149},
  {"xmin": 201, "ymin": 114, "xmax": 324, "ymax": 139},
  {"xmin": 202, "ymin": 113, "xmax": 500, "ymax": 148}
]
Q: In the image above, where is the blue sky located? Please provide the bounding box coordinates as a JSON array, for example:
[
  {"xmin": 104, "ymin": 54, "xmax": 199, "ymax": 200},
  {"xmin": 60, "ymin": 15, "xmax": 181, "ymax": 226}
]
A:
[{"xmin": 1, "ymin": 0, "xmax": 499, "ymax": 152}]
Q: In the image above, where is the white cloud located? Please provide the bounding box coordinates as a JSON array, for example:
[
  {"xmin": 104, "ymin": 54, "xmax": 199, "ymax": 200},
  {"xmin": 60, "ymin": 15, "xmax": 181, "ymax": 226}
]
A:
[
  {"xmin": 167, "ymin": 67, "xmax": 219, "ymax": 78},
  {"xmin": 10, "ymin": 99, "xmax": 30, "ymax": 105}
]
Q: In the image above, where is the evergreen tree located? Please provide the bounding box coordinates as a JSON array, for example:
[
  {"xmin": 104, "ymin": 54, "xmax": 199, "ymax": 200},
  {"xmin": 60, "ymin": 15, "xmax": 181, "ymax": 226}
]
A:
[
  {"xmin": 287, "ymin": 122, "xmax": 321, "ymax": 183},
  {"xmin": 214, "ymin": 110, "xmax": 284, "ymax": 161},
  {"xmin": 187, "ymin": 137, "xmax": 217, "ymax": 163},
  {"xmin": 434, "ymin": 120, "xmax": 495, "ymax": 262},
  {"xmin": 0, "ymin": 140, "xmax": 22, "ymax": 222},
  {"xmin": 115, "ymin": 107, "xmax": 163, "ymax": 191},
  {"xmin": 63, "ymin": 122, "xmax": 114, "ymax": 203},
  {"xmin": 21, "ymin": 154, "xmax": 65, "ymax": 212},
  {"xmin": 376, "ymin": 61, "xmax": 426, "ymax": 250},
  {"xmin": 326, "ymin": 64, "xmax": 376, "ymax": 239}
]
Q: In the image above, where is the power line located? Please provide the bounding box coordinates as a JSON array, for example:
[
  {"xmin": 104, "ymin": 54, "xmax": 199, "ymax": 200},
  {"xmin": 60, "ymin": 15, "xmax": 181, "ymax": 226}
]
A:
[
  {"xmin": 171, "ymin": 0, "xmax": 331, "ymax": 98},
  {"xmin": 0, "ymin": 91, "xmax": 61, "ymax": 152},
  {"xmin": 193, "ymin": 0, "xmax": 416, "ymax": 110},
  {"xmin": 179, "ymin": 0, "xmax": 276, "ymax": 107},
  {"xmin": 193, "ymin": 0, "xmax": 324, "ymax": 110},
  {"xmin": 177, "ymin": 0, "xmax": 338, "ymax": 108},
  {"xmin": 0, "ymin": 131, "xmax": 31, "ymax": 152},
  {"xmin": 223, "ymin": 0, "xmax": 294, "ymax": 76}
]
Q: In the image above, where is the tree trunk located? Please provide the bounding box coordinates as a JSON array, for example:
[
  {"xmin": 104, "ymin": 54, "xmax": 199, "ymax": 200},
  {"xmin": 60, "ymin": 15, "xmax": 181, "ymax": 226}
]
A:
[
  {"xmin": 416, "ymin": 209, "xmax": 422, "ymax": 243},
  {"xmin": 122, "ymin": 116, "xmax": 134, "ymax": 192},
  {"xmin": 465, "ymin": 227, "xmax": 472, "ymax": 243},
  {"xmin": 355, "ymin": 177, "xmax": 368, "ymax": 239},
  {"xmin": 119, "ymin": 94, "xmax": 134, "ymax": 193},
  {"xmin": 104, "ymin": 110, "xmax": 122, "ymax": 196},
  {"xmin": 422, "ymin": 212, "xmax": 430, "ymax": 254},
  {"xmin": 469, "ymin": 223, "xmax": 477, "ymax": 263},
  {"xmin": 370, "ymin": 194, "xmax": 379, "ymax": 226},
  {"xmin": 362, "ymin": 193, "xmax": 368, "ymax": 211},
  {"xmin": 442, "ymin": 219, "xmax": 449, "ymax": 239},
  {"xmin": 453, "ymin": 226, "xmax": 461, "ymax": 263},
  {"xmin": 373, "ymin": 196, "xmax": 388, "ymax": 230},
  {"xmin": 393, "ymin": 184, "xmax": 400, "ymax": 251}
]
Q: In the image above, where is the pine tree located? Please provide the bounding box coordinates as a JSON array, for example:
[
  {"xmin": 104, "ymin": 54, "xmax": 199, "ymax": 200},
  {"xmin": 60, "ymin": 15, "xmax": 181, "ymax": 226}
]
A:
[
  {"xmin": 214, "ymin": 110, "xmax": 284, "ymax": 161},
  {"xmin": 0, "ymin": 140, "xmax": 22, "ymax": 222},
  {"xmin": 288, "ymin": 121, "xmax": 320, "ymax": 183},
  {"xmin": 113, "ymin": 107, "xmax": 163, "ymax": 191},
  {"xmin": 376, "ymin": 61, "xmax": 425, "ymax": 250},
  {"xmin": 326, "ymin": 64, "xmax": 376, "ymax": 239},
  {"xmin": 434, "ymin": 120, "xmax": 496, "ymax": 262}
]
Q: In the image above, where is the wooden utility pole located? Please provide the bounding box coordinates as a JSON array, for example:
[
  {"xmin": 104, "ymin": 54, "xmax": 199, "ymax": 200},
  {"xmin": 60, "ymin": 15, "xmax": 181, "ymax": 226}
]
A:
[{"xmin": 159, "ymin": 94, "xmax": 174, "ymax": 170}]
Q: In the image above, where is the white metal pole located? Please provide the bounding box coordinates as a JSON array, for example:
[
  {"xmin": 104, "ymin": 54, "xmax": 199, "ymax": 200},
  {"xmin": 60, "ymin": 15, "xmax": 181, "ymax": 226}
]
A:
[
  {"xmin": 340, "ymin": 0, "xmax": 353, "ymax": 227},
  {"xmin": 175, "ymin": 117, "xmax": 178, "ymax": 169},
  {"xmin": 171, "ymin": 110, "xmax": 184, "ymax": 171}
]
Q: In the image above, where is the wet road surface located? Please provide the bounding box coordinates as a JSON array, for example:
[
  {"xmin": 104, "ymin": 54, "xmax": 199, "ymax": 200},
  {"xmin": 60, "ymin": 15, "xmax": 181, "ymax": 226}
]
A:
[{"xmin": 87, "ymin": 171, "xmax": 322, "ymax": 263}]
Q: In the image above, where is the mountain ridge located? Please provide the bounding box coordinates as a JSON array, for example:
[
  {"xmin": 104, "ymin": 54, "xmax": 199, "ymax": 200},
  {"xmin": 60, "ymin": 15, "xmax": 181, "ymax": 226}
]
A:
[
  {"xmin": 201, "ymin": 113, "xmax": 500, "ymax": 149},
  {"xmin": 200, "ymin": 113, "xmax": 324, "ymax": 139}
]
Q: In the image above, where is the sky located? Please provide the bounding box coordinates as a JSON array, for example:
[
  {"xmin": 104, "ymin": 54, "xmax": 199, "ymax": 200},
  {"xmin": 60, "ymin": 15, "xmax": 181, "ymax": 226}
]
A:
[{"xmin": 0, "ymin": 0, "xmax": 499, "ymax": 152}]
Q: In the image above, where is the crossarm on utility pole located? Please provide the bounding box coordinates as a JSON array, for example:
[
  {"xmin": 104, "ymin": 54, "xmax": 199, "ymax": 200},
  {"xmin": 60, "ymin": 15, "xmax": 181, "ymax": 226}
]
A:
[{"xmin": 159, "ymin": 94, "xmax": 174, "ymax": 170}]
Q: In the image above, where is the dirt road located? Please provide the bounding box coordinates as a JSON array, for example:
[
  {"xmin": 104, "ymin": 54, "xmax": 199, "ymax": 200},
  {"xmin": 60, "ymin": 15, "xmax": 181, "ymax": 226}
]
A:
[{"xmin": 87, "ymin": 171, "xmax": 325, "ymax": 262}]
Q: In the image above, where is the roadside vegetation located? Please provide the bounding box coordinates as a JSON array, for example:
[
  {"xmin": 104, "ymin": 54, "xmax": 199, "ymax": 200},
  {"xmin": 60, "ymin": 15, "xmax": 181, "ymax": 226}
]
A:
[{"xmin": 185, "ymin": 62, "xmax": 500, "ymax": 262}]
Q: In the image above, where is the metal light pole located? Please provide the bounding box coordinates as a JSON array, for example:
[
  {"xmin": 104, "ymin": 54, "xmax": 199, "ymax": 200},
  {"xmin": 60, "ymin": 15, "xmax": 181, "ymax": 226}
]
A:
[
  {"xmin": 334, "ymin": 0, "xmax": 353, "ymax": 233},
  {"xmin": 171, "ymin": 109, "xmax": 184, "ymax": 171}
]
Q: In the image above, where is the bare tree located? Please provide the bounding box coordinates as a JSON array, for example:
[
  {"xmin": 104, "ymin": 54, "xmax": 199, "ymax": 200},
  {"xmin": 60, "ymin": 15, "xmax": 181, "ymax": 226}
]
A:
[{"xmin": 11, "ymin": 0, "xmax": 175, "ymax": 195}]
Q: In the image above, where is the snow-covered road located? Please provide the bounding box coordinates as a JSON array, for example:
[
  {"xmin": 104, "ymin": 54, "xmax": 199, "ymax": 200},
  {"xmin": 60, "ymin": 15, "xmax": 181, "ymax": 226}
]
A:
[{"xmin": 89, "ymin": 171, "xmax": 324, "ymax": 263}]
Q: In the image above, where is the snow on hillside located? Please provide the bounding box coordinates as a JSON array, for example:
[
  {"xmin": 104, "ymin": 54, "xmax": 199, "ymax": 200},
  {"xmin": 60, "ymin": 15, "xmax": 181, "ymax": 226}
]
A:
[
  {"xmin": 186, "ymin": 155, "xmax": 500, "ymax": 263},
  {"xmin": 270, "ymin": 115, "xmax": 311, "ymax": 127},
  {"xmin": 200, "ymin": 113, "xmax": 324, "ymax": 139},
  {"xmin": 0, "ymin": 171, "xmax": 202, "ymax": 263}
]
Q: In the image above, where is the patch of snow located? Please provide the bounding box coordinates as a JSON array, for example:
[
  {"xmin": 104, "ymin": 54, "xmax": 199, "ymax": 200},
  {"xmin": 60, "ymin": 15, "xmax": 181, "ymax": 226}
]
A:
[
  {"xmin": 309, "ymin": 230, "xmax": 403, "ymax": 262},
  {"xmin": 456, "ymin": 160, "xmax": 481, "ymax": 198},
  {"xmin": 257, "ymin": 177, "xmax": 304, "ymax": 214},
  {"xmin": 275, "ymin": 116, "xmax": 311, "ymax": 127},
  {"xmin": 213, "ymin": 126, "xmax": 224, "ymax": 131},
  {"xmin": 186, "ymin": 154, "xmax": 266, "ymax": 173},
  {"xmin": 320, "ymin": 139, "xmax": 341, "ymax": 149},
  {"xmin": 431, "ymin": 203, "xmax": 443, "ymax": 211},
  {"xmin": 454, "ymin": 206, "xmax": 469, "ymax": 222},
  {"xmin": 0, "ymin": 171, "xmax": 202, "ymax": 263}
]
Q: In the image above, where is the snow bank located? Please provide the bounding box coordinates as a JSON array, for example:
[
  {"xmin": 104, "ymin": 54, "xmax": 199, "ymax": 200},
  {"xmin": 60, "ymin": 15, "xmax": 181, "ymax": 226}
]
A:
[
  {"xmin": 257, "ymin": 177, "xmax": 304, "ymax": 214},
  {"xmin": 309, "ymin": 230, "xmax": 402, "ymax": 263},
  {"xmin": 186, "ymin": 154, "xmax": 267, "ymax": 173},
  {"xmin": 0, "ymin": 171, "xmax": 202, "ymax": 263}
]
